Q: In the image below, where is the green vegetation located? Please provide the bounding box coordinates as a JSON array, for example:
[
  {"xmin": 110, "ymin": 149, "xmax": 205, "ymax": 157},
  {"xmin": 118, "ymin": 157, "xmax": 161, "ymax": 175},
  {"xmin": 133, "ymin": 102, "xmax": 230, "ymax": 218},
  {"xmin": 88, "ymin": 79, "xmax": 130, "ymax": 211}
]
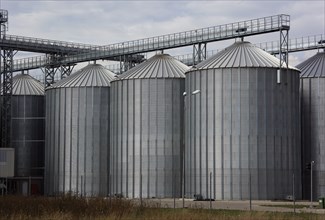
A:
[{"xmin": 0, "ymin": 196, "xmax": 323, "ymax": 219}]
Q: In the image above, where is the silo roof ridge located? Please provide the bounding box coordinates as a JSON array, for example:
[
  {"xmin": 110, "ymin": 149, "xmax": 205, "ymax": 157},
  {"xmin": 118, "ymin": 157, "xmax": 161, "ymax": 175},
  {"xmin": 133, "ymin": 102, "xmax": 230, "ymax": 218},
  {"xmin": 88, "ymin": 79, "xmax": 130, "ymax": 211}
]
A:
[
  {"xmin": 1, "ymin": 74, "xmax": 44, "ymax": 95},
  {"xmin": 117, "ymin": 54, "xmax": 189, "ymax": 80},
  {"xmin": 298, "ymin": 52, "xmax": 325, "ymax": 78},
  {"xmin": 47, "ymin": 63, "xmax": 116, "ymax": 89},
  {"xmin": 190, "ymin": 41, "xmax": 298, "ymax": 71}
]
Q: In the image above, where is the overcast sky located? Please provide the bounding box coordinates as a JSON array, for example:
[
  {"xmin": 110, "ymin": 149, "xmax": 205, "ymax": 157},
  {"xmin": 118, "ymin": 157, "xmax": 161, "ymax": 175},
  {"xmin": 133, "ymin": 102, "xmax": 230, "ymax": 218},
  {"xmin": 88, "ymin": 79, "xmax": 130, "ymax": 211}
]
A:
[{"xmin": 1, "ymin": 0, "xmax": 324, "ymax": 76}]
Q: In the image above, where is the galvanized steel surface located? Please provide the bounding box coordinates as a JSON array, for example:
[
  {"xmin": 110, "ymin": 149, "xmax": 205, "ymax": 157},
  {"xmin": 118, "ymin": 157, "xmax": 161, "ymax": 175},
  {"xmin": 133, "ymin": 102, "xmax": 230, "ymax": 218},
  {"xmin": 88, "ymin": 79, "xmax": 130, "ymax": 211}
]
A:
[
  {"xmin": 110, "ymin": 54, "xmax": 188, "ymax": 198},
  {"xmin": 45, "ymin": 64, "xmax": 115, "ymax": 196},
  {"xmin": 49, "ymin": 64, "xmax": 115, "ymax": 88},
  {"xmin": 196, "ymin": 41, "xmax": 298, "ymax": 70},
  {"xmin": 299, "ymin": 52, "xmax": 325, "ymax": 199},
  {"xmin": 12, "ymin": 74, "xmax": 44, "ymax": 95},
  {"xmin": 118, "ymin": 54, "xmax": 188, "ymax": 79},
  {"xmin": 185, "ymin": 41, "xmax": 301, "ymax": 200},
  {"xmin": 298, "ymin": 52, "xmax": 325, "ymax": 77},
  {"xmin": 10, "ymin": 74, "xmax": 45, "ymax": 177}
]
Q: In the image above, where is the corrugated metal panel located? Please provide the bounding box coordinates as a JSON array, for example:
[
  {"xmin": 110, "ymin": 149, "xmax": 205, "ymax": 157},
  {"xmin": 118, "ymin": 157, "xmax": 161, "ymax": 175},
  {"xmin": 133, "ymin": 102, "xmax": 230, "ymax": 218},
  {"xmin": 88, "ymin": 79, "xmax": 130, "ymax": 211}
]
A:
[
  {"xmin": 298, "ymin": 52, "xmax": 325, "ymax": 78},
  {"xmin": 110, "ymin": 54, "xmax": 187, "ymax": 198},
  {"xmin": 192, "ymin": 41, "xmax": 298, "ymax": 70},
  {"xmin": 300, "ymin": 52, "xmax": 325, "ymax": 199},
  {"xmin": 12, "ymin": 94, "xmax": 45, "ymax": 177},
  {"xmin": 185, "ymin": 41, "xmax": 301, "ymax": 200},
  {"xmin": 118, "ymin": 54, "xmax": 189, "ymax": 79},
  {"xmin": 45, "ymin": 63, "xmax": 113, "ymax": 196},
  {"xmin": 1, "ymin": 74, "xmax": 44, "ymax": 95},
  {"xmin": 48, "ymin": 64, "xmax": 116, "ymax": 89}
]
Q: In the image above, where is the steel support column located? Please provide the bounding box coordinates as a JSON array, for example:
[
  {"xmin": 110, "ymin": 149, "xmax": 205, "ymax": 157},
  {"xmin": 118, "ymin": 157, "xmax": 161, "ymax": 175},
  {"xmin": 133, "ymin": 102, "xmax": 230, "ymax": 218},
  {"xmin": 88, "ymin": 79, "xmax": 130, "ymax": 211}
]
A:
[
  {"xmin": 1, "ymin": 49, "xmax": 15, "ymax": 148},
  {"xmin": 279, "ymin": 25, "xmax": 289, "ymax": 72},
  {"xmin": 193, "ymin": 43, "xmax": 207, "ymax": 66},
  {"xmin": 119, "ymin": 55, "xmax": 137, "ymax": 74},
  {"xmin": 60, "ymin": 64, "xmax": 75, "ymax": 79},
  {"xmin": 42, "ymin": 54, "xmax": 61, "ymax": 88}
]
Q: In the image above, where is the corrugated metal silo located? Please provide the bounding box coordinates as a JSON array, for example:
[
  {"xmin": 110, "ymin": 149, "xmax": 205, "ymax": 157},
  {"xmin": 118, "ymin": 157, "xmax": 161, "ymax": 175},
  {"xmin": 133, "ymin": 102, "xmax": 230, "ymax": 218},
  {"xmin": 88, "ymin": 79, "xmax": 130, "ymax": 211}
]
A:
[
  {"xmin": 11, "ymin": 74, "xmax": 45, "ymax": 178},
  {"xmin": 185, "ymin": 41, "xmax": 301, "ymax": 200},
  {"xmin": 110, "ymin": 54, "xmax": 189, "ymax": 198},
  {"xmin": 45, "ymin": 64, "xmax": 115, "ymax": 196},
  {"xmin": 298, "ymin": 52, "xmax": 325, "ymax": 199}
]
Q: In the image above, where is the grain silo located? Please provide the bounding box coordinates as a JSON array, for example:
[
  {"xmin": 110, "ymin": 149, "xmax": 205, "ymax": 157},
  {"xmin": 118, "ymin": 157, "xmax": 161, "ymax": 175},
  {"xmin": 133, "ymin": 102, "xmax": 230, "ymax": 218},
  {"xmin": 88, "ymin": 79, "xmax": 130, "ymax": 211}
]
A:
[
  {"xmin": 11, "ymin": 73, "xmax": 45, "ymax": 195},
  {"xmin": 110, "ymin": 54, "xmax": 189, "ymax": 198},
  {"xmin": 45, "ymin": 64, "xmax": 115, "ymax": 196},
  {"xmin": 185, "ymin": 41, "xmax": 301, "ymax": 200},
  {"xmin": 298, "ymin": 52, "xmax": 325, "ymax": 200}
]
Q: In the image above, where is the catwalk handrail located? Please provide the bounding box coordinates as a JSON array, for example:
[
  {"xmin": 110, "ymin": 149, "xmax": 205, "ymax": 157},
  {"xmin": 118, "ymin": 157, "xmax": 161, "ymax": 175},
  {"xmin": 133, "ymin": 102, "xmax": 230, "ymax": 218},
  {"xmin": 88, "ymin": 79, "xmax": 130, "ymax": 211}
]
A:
[
  {"xmin": 0, "ymin": 34, "xmax": 101, "ymax": 54},
  {"xmin": 6, "ymin": 34, "xmax": 325, "ymax": 73},
  {"xmin": 5, "ymin": 14, "xmax": 290, "ymax": 71},
  {"xmin": 60, "ymin": 14, "xmax": 290, "ymax": 64}
]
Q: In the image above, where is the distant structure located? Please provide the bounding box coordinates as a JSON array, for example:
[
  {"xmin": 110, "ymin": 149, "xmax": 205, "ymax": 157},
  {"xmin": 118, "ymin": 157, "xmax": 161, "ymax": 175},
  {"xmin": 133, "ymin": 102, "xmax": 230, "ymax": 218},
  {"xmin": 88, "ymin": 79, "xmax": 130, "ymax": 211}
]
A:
[
  {"xmin": 299, "ymin": 51, "xmax": 325, "ymax": 200},
  {"xmin": 2, "ymin": 74, "xmax": 45, "ymax": 195},
  {"xmin": 110, "ymin": 54, "xmax": 189, "ymax": 198},
  {"xmin": 184, "ymin": 41, "xmax": 301, "ymax": 200},
  {"xmin": 45, "ymin": 64, "xmax": 115, "ymax": 196}
]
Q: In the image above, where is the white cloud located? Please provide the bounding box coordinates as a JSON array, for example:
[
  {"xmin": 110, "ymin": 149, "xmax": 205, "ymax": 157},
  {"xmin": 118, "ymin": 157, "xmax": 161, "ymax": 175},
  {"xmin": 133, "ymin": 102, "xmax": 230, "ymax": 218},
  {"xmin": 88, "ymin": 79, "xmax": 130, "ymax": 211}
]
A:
[{"xmin": 1, "ymin": 0, "xmax": 324, "ymax": 71}]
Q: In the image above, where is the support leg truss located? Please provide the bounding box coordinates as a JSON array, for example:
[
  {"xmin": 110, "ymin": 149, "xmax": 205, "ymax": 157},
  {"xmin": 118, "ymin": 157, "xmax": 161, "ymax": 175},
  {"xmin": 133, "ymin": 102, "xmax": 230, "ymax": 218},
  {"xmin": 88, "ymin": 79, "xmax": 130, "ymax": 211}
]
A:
[
  {"xmin": 60, "ymin": 64, "xmax": 75, "ymax": 80},
  {"xmin": 43, "ymin": 54, "xmax": 61, "ymax": 88},
  {"xmin": 193, "ymin": 43, "xmax": 207, "ymax": 66},
  {"xmin": 43, "ymin": 66, "xmax": 59, "ymax": 88},
  {"xmin": 1, "ymin": 49, "xmax": 15, "ymax": 148},
  {"xmin": 279, "ymin": 27, "xmax": 289, "ymax": 69},
  {"xmin": 278, "ymin": 26, "xmax": 289, "ymax": 84},
  {"xmin": 119, "ymin": 55, "xmax": 137, "ymax": 74}
]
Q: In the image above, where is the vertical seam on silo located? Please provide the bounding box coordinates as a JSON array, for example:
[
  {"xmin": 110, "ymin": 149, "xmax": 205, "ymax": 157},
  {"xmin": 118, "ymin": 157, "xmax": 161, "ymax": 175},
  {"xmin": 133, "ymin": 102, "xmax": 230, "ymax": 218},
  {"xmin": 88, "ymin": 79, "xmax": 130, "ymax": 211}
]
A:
[
  {"xmin": 213, "ymin": 69, "xmax": 216, "ymax": 200},
  {"xmin": 256, "ymin": 68, "xmax": 259, "ymax": 199},
  {"xmin": 264, "ymin": 69, "xmax": 268, "ymax": 199},
  {"xmin": 132, "ymin": 79, "xmax": 135, "ymax": 198},
  {"xmin": 238, "ymin": 68, "xmax": 242, "ymax": 200},
  {"xmin": 205, "ymin": 70, "xmax": 209, "ymax": 198},
  {"xmin": 147, "ymin": 79, "xmax": 150, "ymax": 198},
  {"xmin": 140, "ymin": 79, "xmax": 143, "ymax": 198},
  {"xmin": 126, "ymin": 80, "xmax": 129, "ymax": 198},
  {"xmin": 221, "ymin": 69, "xmax": 224, "ymax": 200},
  {"xmin": 117, "ymin": 81, "xmax": 120, "ymax": 196},
  {"xmin": 248, "ymin": 69, "xmax": 251, "ymax": 200},
  {"xmin": 194, "ymin": 72, "xmax": 197, "ymax": 195},
  {"xmin": 120, "ymin": 81, "xmax": 123, "ymax": 196},
  {"xmin": 199, "ymin": 70, "xmax": 202, "ymax": 197},
  {"xmin": 172, "ymin": 79, "xmax": 175, "ymax": 198},
  {"xmin": 187, "ymin": 72, "xmax": 190, "ymax": 197},
  {"xmin": 91, "ymin": 87, "xmax": 95, "ymax": 196},
  {"xmin": 57, "ymin": 89, "xmax": 60, "ymax": 194},
  {"xmin": 155, "ymin": 78, "xmax": 158, "ymax": 197},
  {"xmin": 83, "ymin": 88, "xmax": 87, "ymax": 197},
  {"xmin": 69, "ymin": 88, "xmax": 73, "ymax": 193},
  {"xmin": 111, "ymin": 83, "xmax": 114, "ymax": 196},
  {"xmin": 164, "ymin": 78, "xmax": 167, "ymax": 197},
  {"xmin": 230, "ymin": 68, "xmax": 233, "ymax": 200},
  {"xmin": 63, "ymin": 88, "xmax": 66, "ymax": 194},
  {"xmin": 76, "ymin": 88, "xmax": 80, "ymax": 195}
]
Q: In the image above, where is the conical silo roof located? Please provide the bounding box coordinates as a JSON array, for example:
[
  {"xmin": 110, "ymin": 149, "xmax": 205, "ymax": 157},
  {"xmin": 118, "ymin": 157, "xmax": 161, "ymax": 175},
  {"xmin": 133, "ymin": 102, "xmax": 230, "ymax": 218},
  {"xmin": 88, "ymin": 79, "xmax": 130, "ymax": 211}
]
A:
[
  {"xmin": 2, "ymin": 74, "xmax": 44, "ymax": 95},
  {"xmin": 48, "ymin": 64, "xmax": 116, "ymax": 89},
  {"xmin": 117, "ymin": 54, "xmax": 189, "ymax": 80},
  {"xmin": 297, "ymin": 52, "xmax": 325, "ymax": 78},
  {"xmin": 193, "ymin": 41, "xmax": 298, "ymax": 71}
]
